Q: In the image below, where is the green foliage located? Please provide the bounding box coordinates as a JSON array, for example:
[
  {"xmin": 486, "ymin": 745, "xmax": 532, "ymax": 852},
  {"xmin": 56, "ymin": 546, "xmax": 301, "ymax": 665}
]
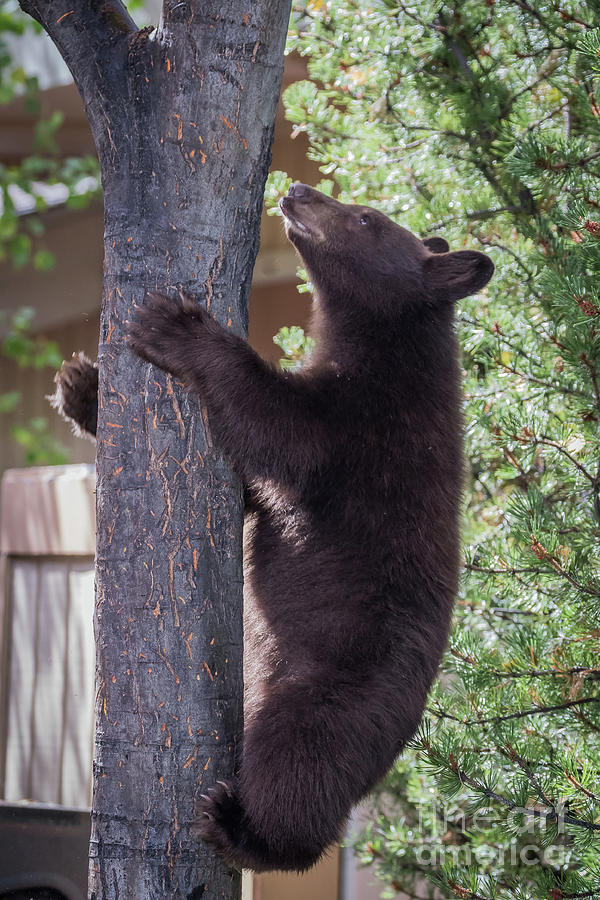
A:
[
  {"xmin": 1, "ymin": 306, "xmax": 62, "ymax": 368},
  {"xmin": 283, "ymin": 3, "xmax": 600, "ymax": 897},
  {"xmin": 0, "ymin": 2, "xmax": 101, "ymax": 269},
  {"xmin": 10, "ymin": 416, "xmax": 69, "ymax": 466},
  {"xmin": 1, "ymin": 307, "xmax": 68, "ymax": 465},
  {"xmin": 273, "ymin": 324, "xmax": 316, "ymax": 370},
  {"xmin": 265, "ymin": 169, "xmax": 294, "ymax": 212}
]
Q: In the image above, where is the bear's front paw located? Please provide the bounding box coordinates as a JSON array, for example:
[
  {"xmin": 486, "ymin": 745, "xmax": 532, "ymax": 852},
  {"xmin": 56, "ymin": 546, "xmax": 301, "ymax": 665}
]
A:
[{"xmin": 126, "ymin": 291, "xmax": 212, "ymax": 378}]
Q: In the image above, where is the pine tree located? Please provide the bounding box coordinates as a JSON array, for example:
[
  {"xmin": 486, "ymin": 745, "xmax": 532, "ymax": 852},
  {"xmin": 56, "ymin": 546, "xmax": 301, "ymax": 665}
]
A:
[{"xmin": 269, "ymin": 2, "xmax": 600, "ymax": 897}]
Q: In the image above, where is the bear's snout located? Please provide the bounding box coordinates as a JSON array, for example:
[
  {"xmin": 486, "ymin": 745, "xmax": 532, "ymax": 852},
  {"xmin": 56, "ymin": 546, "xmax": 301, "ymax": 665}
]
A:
[{"xmin": 288, "ymin": 182, "xmax": 310, "ymax": 199}]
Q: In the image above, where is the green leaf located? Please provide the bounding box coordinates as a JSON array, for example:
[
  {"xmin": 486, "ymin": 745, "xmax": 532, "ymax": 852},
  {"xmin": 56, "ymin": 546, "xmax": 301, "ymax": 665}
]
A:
[
  {"xmin": 0, "ymin": 390, "xmax": 21, "ymax": 413},
  {"xmin": 7, "ymin": 233, "xmax": 31, "ymax": 267},
  {"xmin": 33, "ymin": 249, "xmax": 55, "ymax": 270}
]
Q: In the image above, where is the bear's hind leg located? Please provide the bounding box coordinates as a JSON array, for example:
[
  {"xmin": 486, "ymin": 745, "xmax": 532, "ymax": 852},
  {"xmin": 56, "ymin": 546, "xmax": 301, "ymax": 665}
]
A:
[
  {"xmin": 49, "ymin": 351, "xmax": 98, "ymax": 439},
  {"xmin": 196, "ymin": 684, "xmax": 365, "ymax": 872}
]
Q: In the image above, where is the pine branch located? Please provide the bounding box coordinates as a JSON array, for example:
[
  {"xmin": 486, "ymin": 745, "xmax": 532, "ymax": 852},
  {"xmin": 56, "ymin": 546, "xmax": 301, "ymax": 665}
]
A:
[
  {"xmin": 445, "ymin": 755, "xmax": 600, "ymax": 833},
  {"xmin": 430, "ymin": 696, "xmax": 600, "ymax": 727},
  {"xmin": 425, "ymin": 205, "xmax": 521, "ymax": 233},
  {"xmin": 552, "ymin": 6, "xmax": 595, "ymax": 28},
  {"xmin": 523, "ymin": 99, "xmax": 571, "ymax": 134},
  {"xmin": 557, "ymin": 892, "xmax": 600, "ymax": 900},
  {"xmin": 465, "ymin": 564, "xmax": 548, "ymax": 575},
  {"xmin": 528, "ymin": 540, "xmax": 600, "ymax": 598},
  {"xmin": 447, "ymin": 885, "xmax": 491, "ymax": 900},
  {"xmin": 390, "ymin": 115, "xmax": 469, "ymax": 142},
  {"xmin": 492, "ymin": 667, "xmax": 600, "ymax": 679},
  {"xmin": 577, "ymin": 352, "xmax": 600, "ymax": 524},
  {"xmin": 501, "ymin": 72, "xmax": 561, "ymax": 119},
  {"xmin": 545, "ymin": 149, "xmax": 600, "ymax": 171},
  {"xmin": 489, "ymin": 607, "xmax": 543, "ymax": 618},
  {"xmin": 502, "ymin": 742, "xmax": 555, "ymax": 807},
  {"xmin": 475, "ymin": 237, "xmax": 540, "ymax": 289},
  {"xmin": 534, "ymin": 435, "xmax": 597, "ymax": 485},
  {"xmin": 507, "ymin": 0, "xmax": 581, "ymax": 44},
  {"xmin": 496, "ymin": 361, "xmax": 592, "ymax": 401},
  {"xmin": 563, "ymin": 188, "xmax": 600, "ymax": 210},
  {"xmin": 390, "ymin": 880, "xmax": 431, "ymax": 900},
  {"xmin": 395, "ymin": 1, "xmax": 447, "ymax": 35},
  {"xmin": 458, "ymin": 315, "xmax": 549, "ymax": 373},
  {"xmin": 564, "ymin": 771, "xmax": 600, "ymax": 804},
  {"xmin": 573, "ymin": 708, "xmax": 600, "ymax": 735},
  {"xmin": 451, "ymin": 647, "xmax": 600, "ymax": 679}
]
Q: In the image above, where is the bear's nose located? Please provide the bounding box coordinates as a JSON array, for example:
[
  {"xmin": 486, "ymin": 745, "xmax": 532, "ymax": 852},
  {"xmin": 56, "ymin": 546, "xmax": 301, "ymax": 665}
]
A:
[{"xmin": 289, "ymin": 182, "xmax": 309, "ymax": 199}]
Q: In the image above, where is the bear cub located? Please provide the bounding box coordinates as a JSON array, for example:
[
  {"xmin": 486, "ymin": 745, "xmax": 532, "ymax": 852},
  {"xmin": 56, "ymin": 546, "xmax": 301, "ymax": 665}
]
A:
[{"xmin": 53, "ymin": 183, "xmax": 493, "ymax": 872}]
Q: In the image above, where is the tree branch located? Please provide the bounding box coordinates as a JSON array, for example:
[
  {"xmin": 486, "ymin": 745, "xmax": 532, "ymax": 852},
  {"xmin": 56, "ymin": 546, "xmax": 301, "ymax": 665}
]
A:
[
  {"xmin": 534, "ymin": 435, "xmax": 597, "ymax": 485},
  {"xmin": 450, "ymin": 647, "xmax": 600, "ymax": 680},
  {"xmin": 18, "ymin": 0, "xmax": 138, "ymax": 169},
  {"xmin": 496, "ymin": 360, "xmax": 591, "ymax": 401},
  {"xmin": 465, "ymin": 564, "xmax": 546, "ymax": 575},
  {"xmin": 430, "ymin": 696, "xmax": 600, "ymax": 726},
  {"xmin": 416, "ymin": 739, "xmax": 600, "ymax": 837},
  {"xmin": 18, "ymin": 1, "xmax": 136, "ymax": 84},
  {"xmin": 502, "ymin": 742, "xmax": 555, "ymax": 807},
  {"xmin": 446, "ymin": 755, "xmax": 600, "ymax": 833},
  {"xmin": 564, "ymin": 771, "xmax": 600, "ymax": 804},
  {"xmin": 425, "ymin": 204, "xmax": 521, "ymax": 233}
]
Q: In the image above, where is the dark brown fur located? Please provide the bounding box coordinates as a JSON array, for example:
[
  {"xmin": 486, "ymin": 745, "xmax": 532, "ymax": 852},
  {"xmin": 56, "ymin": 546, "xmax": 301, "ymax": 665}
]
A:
[
  {"xmin": 52, "ymin": 184, "xmax": 493, "ymax": 872},
  {"xmin": 49, "ymin": 351, "xmax": 98, "ymax": 441}
]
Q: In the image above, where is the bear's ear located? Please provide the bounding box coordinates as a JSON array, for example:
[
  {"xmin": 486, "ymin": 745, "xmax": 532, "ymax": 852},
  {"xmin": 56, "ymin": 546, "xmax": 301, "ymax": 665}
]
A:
[
  {"xmin": 424, "ymin": 249, "xmax": 494, "ymax": 303},
  {"xmin": 422, "ymin": 236, "xmax": 450, "ymax": 254}
]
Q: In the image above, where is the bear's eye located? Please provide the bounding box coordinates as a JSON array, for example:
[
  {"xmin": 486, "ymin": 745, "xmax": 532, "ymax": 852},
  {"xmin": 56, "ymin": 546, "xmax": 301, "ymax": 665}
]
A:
[{"xmin": 359, "ymin": 214, "xmax": 370, "ymax": 226}]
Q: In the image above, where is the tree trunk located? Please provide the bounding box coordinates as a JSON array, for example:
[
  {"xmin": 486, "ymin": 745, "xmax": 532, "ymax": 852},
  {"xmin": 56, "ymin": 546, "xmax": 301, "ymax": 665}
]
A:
[{"xmin": 17, "ymin": 1, "xmax": 291, "ymax": 896}]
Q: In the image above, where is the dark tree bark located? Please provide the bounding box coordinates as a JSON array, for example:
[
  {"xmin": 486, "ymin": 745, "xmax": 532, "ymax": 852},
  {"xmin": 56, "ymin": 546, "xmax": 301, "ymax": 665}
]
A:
[{"xmin": 17, "ymin": 1, "xmax": 291, "ymax": 896}]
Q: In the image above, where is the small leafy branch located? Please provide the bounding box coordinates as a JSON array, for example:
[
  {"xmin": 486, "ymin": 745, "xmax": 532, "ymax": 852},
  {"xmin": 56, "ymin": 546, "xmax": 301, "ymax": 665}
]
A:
[
  {"xmin": 1, "ymin": 308, "xmax": 68, "ymax": 464},
  {"xmin": 273, "ymin": 324, "xmax": 315, "ymax": 370}
]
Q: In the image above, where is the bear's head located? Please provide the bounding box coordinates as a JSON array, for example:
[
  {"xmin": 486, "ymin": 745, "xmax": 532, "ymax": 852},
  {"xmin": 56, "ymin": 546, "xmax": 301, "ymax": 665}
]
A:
[{"xmin": 279, "ymin": 184, "xmax": 493, "ymax": 316}]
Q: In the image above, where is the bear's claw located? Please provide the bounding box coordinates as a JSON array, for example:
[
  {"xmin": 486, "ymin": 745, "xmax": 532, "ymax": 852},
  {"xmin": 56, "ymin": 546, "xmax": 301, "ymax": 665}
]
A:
[
  {"xmin": 195, "ymin": 779, "xmax": 244, "ymax": 863},
  {"xmin": 126, "ymin": 291, "xmax": 211, "ymax": 378}
]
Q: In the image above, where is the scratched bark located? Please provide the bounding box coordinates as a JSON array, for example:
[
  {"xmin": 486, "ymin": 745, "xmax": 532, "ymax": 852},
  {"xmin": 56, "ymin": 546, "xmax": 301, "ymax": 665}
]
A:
[{"xmin": 17, "ymin": 1, "xmax": 291, "ymax": 897}]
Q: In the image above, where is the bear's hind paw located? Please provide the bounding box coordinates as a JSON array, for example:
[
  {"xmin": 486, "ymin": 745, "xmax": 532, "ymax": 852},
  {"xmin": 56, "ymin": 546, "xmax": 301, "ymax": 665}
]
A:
[{"xmin": 195, "ymin": 780, "xmax": 246, "ymax": 866}]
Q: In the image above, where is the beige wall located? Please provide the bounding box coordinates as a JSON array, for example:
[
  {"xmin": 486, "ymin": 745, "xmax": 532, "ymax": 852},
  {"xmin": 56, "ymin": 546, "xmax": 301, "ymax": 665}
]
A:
[{"xmin": 255, "ymin": 850, "xmax": 340, "ymax": 900}]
